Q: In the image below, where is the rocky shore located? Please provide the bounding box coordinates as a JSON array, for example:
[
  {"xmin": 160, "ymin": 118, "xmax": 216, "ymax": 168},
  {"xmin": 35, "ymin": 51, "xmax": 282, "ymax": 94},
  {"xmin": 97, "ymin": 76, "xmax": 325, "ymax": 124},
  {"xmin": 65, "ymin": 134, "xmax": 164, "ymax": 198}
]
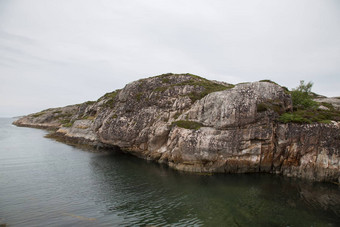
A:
[{"xmin": 13, "ymin": 73, "xmax": 340, "ymax": 183}]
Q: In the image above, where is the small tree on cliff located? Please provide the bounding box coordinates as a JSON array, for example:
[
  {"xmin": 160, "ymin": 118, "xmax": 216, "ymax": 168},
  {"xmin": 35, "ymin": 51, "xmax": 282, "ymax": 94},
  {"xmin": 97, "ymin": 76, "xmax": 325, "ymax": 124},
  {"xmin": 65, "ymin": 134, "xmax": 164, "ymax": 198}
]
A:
[{"xmin": 291, "ymin": 80, "xmax": 317, "ymax": 110}]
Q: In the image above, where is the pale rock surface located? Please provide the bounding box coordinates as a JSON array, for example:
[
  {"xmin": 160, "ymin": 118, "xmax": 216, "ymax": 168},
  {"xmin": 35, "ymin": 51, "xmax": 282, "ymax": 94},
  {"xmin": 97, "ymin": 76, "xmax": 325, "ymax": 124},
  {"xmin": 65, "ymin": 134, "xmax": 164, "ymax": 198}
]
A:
[{"xmin": 315, "ymin": 97, "xmax": 340, "ymax": 111}]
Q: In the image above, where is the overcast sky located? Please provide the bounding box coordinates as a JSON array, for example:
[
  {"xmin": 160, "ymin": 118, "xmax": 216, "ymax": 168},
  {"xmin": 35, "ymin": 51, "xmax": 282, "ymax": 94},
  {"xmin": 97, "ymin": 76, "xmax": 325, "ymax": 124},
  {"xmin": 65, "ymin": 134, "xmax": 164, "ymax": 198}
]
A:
[{"xmin": 1, "ymin": 0, "xmax": 339, "ymax": 117}]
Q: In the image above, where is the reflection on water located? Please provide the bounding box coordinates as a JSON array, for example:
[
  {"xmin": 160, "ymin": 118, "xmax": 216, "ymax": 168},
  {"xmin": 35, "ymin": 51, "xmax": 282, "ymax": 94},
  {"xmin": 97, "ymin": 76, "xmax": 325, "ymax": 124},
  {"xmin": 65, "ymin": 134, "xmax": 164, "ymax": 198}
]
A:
[{"xmin": 0, "ymin": 118, "xmax": 340, "ymax": 226}]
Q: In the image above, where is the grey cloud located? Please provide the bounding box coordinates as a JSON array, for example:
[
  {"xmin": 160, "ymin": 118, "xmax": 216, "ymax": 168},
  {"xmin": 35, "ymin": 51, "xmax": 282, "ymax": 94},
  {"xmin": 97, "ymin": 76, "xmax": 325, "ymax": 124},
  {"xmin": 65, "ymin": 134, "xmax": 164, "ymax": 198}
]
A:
[{"xmin": 0, "ymin": 0, "xmax": 339, "ymax": 117}]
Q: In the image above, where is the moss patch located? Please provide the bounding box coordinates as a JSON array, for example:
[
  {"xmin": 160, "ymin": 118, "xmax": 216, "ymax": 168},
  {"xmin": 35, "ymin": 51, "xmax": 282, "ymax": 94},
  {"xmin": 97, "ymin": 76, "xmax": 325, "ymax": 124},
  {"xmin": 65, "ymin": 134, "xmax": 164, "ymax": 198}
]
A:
[
  {"xmin": 136, "ymin": 92, "xmax": 143, "ymax": 101},
  {"xmin": 84, "ymin": 101, "xmax": 96, "ymax": 105},
  {"xmin": 172, "ymin": 120, "xmax": 203, "ymax": 130},
  {"xmin": 56, "ymin": 113, "xmax": 73, "ymax": 118},
  {"xmin": 259, "ymin": 79, "xmax": 278, "ymax": 85},
  {"xmin": 279, "ymin": 109, "xmax": 340, "ymax": 124},
  {"xmin": 32, "ymin": 112, "xmax": 45, "ymax": 117},
  {"xmin": 153, "ymin": 86, "xmax": 168, "ymax": 92},
  {"xmin": 99, "ymin": 89, "xmax": 121, "ymax": 108},
  {"xmin": 257, "ymin": 103, "xmax": 269, "ymax": 112},
  {"xmin": 173, "ymin": 112, "xmax": 181, "ymax": 119},
  {"xmin": 162, "ymin": 77, "xmax": 170, "ymax": 83},
  {"xmin": 186, "ymin": 81, "xmax": 234, "ymax": 102},
  {"xmin": 257, "ymin": 100, "xmax": 284, "ymax": 114},
  {"xmin": 62, "ymin": 119, "xmax": 75, "ymax": 127},
  {"xmin": 319, "ymin": 102, "xmax": 335, "ymax": 111},
  {"xmin": 279, "ymin": 113, "xmax": 312, "ymax": 124},
  {"xmin": 82, "ymin": 115, "xmax": 96, "ymax": 120},
  {"xmin": 152, "ymin": 74, "xmax": 234, "ymax": 102}
]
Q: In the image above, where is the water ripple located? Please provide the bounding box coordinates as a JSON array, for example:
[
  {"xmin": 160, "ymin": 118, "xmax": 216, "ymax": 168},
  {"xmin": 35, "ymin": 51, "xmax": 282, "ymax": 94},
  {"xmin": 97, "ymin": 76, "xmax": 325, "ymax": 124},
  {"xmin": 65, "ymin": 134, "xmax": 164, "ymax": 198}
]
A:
[{"xmin": 0, "ymin": 118, "xmax": 340, "ymax": 226}]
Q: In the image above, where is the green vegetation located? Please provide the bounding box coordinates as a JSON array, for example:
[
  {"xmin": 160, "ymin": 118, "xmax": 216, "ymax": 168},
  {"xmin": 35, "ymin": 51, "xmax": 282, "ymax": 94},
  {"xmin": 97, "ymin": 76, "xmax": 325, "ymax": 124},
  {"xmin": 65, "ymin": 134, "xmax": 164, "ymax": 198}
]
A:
[
  {"xmin": 257, "ymin": 99, "xmax": 283, "ymax": 114},
  {"xmin": 162, "ymin": 77, "xmax": 170, "ymax": 83},
  {"xmin": 32, "ymin": 112, "xmax": 45, "ymax": 117},
  {"xmin": 137, "ymin": 79, "xmax": 146, "ymax": 88},
  {"xmin": 279, "ymin": 110, "xmax": 338, "ymax": 124},
  {"xmin": 60, "ymin": 119, "xmax": 70, "ymax": 124},
  {"xmin": 82, "ymin": 115, "xmax": 96, "ymax": 120},
  {"xmin": 153, "ymin": 86, "xmax": 168, "ymax": 92},
  {"xmin": 172, "ymin": 120, "xmax": 203, "ymax": 130},
  {"xmin": 281, "ymin": 86, "xmax": 290, "ymax": 94},
  {"xmin": 157, "ymin": 73, "xmax": 174, "ymax": 78},
  {"xmin": 319, "ymin": 102, "xmax": 335, "ymax": 111},
  {"xmin": 259, "ymin": 79, "xmax": 278, "ymax": 85},
  {"xmin": 60, "ymin": 119, "xmax": 74, "ymax": 127},
  {"xmin": 63, "ymin": 122, "xmax": 74, "ymax": 127},
  {"xmin": 101, "ymin": 89, "xmax": 120, "ymax": 100},
  {"xmin": 136, "ymin": 92, "xmax": 143, "ymax": 101},
  {"xmin": 279, "ymin": 112, "xmax": 312, "ymax": 124},
  {"xmin": 278, "ymin": 81, "xmax": 340, "ymax": 124},
  {"xmin": 56, "ymin": 113, "xmax": 73, "ymax": 119},
  {"xmin": 257, "ymin": 103, "xmax": 269, "ymax": 112},
  {"xmin": 186, "ymin": 80, "xmax": 234, "ymax": 102},
  {"xmin": 173, "ymin": 112, "xmax": 181, "ymax": 119},
  {"xmin": 98, "ymin": 89, "xmax": 121, "ymax": 108},
  {"xmin": 84, "ymin": 101, "xmax": 96, "ymax": 105},
  {"xmin": 291, "ymin": 80, "xmax": 318, "ymax": 110},
  {"xmin": 153, "ymin": 73, "xmax": 234, "ymax": 102},
  {"xmin": 237, "ymin": 82, "xmax": 250, "ymax": 85}
]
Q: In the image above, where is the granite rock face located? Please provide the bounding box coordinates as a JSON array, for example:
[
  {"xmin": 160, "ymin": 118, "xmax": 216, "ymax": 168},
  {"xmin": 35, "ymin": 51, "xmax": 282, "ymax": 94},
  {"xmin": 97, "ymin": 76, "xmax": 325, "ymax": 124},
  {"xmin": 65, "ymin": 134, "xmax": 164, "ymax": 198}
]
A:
[
  {"xmin": 13, "ymin": 74, "xmax": 340, "ymax": 182},
  {"xmin": 275, "ymin": 123, "xmax": 340, "ymax": 181}
]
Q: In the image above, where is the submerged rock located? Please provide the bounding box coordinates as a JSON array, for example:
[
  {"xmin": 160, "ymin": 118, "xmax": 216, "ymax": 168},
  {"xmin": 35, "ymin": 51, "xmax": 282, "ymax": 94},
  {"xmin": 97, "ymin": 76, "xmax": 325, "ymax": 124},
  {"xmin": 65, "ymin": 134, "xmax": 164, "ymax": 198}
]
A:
[{"xmin": 13, "ymin": 73, "xmax": 340, "ymax": 182}]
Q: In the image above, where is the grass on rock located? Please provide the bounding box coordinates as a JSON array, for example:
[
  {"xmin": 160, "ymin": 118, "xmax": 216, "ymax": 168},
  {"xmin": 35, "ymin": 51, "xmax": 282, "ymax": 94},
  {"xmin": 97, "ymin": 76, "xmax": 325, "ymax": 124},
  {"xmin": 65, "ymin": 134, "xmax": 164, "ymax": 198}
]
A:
[{"xmin": 172, "ymin": 120, "xmax": 203, "ymax": 130}]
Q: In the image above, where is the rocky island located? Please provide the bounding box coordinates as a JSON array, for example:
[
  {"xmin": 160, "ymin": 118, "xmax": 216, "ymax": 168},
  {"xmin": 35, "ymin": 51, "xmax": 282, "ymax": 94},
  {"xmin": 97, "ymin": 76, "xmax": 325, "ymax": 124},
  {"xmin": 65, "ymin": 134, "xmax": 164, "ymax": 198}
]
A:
[{"xmin": 13, "ymin": 73, "xmax": 340, "ymax": 183}]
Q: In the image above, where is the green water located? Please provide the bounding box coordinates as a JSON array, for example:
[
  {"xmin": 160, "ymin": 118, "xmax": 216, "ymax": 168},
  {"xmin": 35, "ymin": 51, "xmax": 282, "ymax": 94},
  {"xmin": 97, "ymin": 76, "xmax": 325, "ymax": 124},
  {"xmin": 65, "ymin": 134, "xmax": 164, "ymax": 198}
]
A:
[{"xmin": 0, "ymin": 118, "xmax": 339, "ymax": 226}]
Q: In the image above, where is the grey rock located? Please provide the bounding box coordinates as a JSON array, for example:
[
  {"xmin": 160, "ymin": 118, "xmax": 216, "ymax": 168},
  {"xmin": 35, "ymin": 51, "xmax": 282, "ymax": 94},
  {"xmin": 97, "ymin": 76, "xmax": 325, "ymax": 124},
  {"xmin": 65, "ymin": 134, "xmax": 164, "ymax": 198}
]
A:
[{"xmin": 314, "ymin": 97, "xmax": 340, "ymax": 111}]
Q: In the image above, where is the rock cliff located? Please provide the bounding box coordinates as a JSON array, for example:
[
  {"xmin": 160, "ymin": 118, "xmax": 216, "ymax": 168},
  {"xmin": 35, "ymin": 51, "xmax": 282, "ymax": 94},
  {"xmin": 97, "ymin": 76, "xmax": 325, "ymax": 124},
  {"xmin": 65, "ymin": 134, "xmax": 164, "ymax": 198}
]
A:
[{"xmin": 13, "ymin": 73, "xmax": 340, "ymax": 182}]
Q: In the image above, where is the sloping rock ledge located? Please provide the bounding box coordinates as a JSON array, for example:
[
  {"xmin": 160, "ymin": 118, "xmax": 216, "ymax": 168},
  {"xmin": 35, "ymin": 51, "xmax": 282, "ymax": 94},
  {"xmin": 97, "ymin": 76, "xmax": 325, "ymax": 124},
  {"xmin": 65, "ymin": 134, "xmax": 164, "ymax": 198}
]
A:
[{"xmin": 13, "ymin": 73, "xmax": 340, "ymax": 183}]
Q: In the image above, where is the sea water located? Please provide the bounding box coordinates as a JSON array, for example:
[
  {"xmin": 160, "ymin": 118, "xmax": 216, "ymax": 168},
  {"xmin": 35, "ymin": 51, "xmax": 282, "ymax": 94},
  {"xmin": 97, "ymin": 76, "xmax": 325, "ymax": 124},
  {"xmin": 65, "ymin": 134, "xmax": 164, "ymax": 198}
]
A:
[{"xmin": 0, "ymin": 118, "xmax": 339, "ymax": 226}]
